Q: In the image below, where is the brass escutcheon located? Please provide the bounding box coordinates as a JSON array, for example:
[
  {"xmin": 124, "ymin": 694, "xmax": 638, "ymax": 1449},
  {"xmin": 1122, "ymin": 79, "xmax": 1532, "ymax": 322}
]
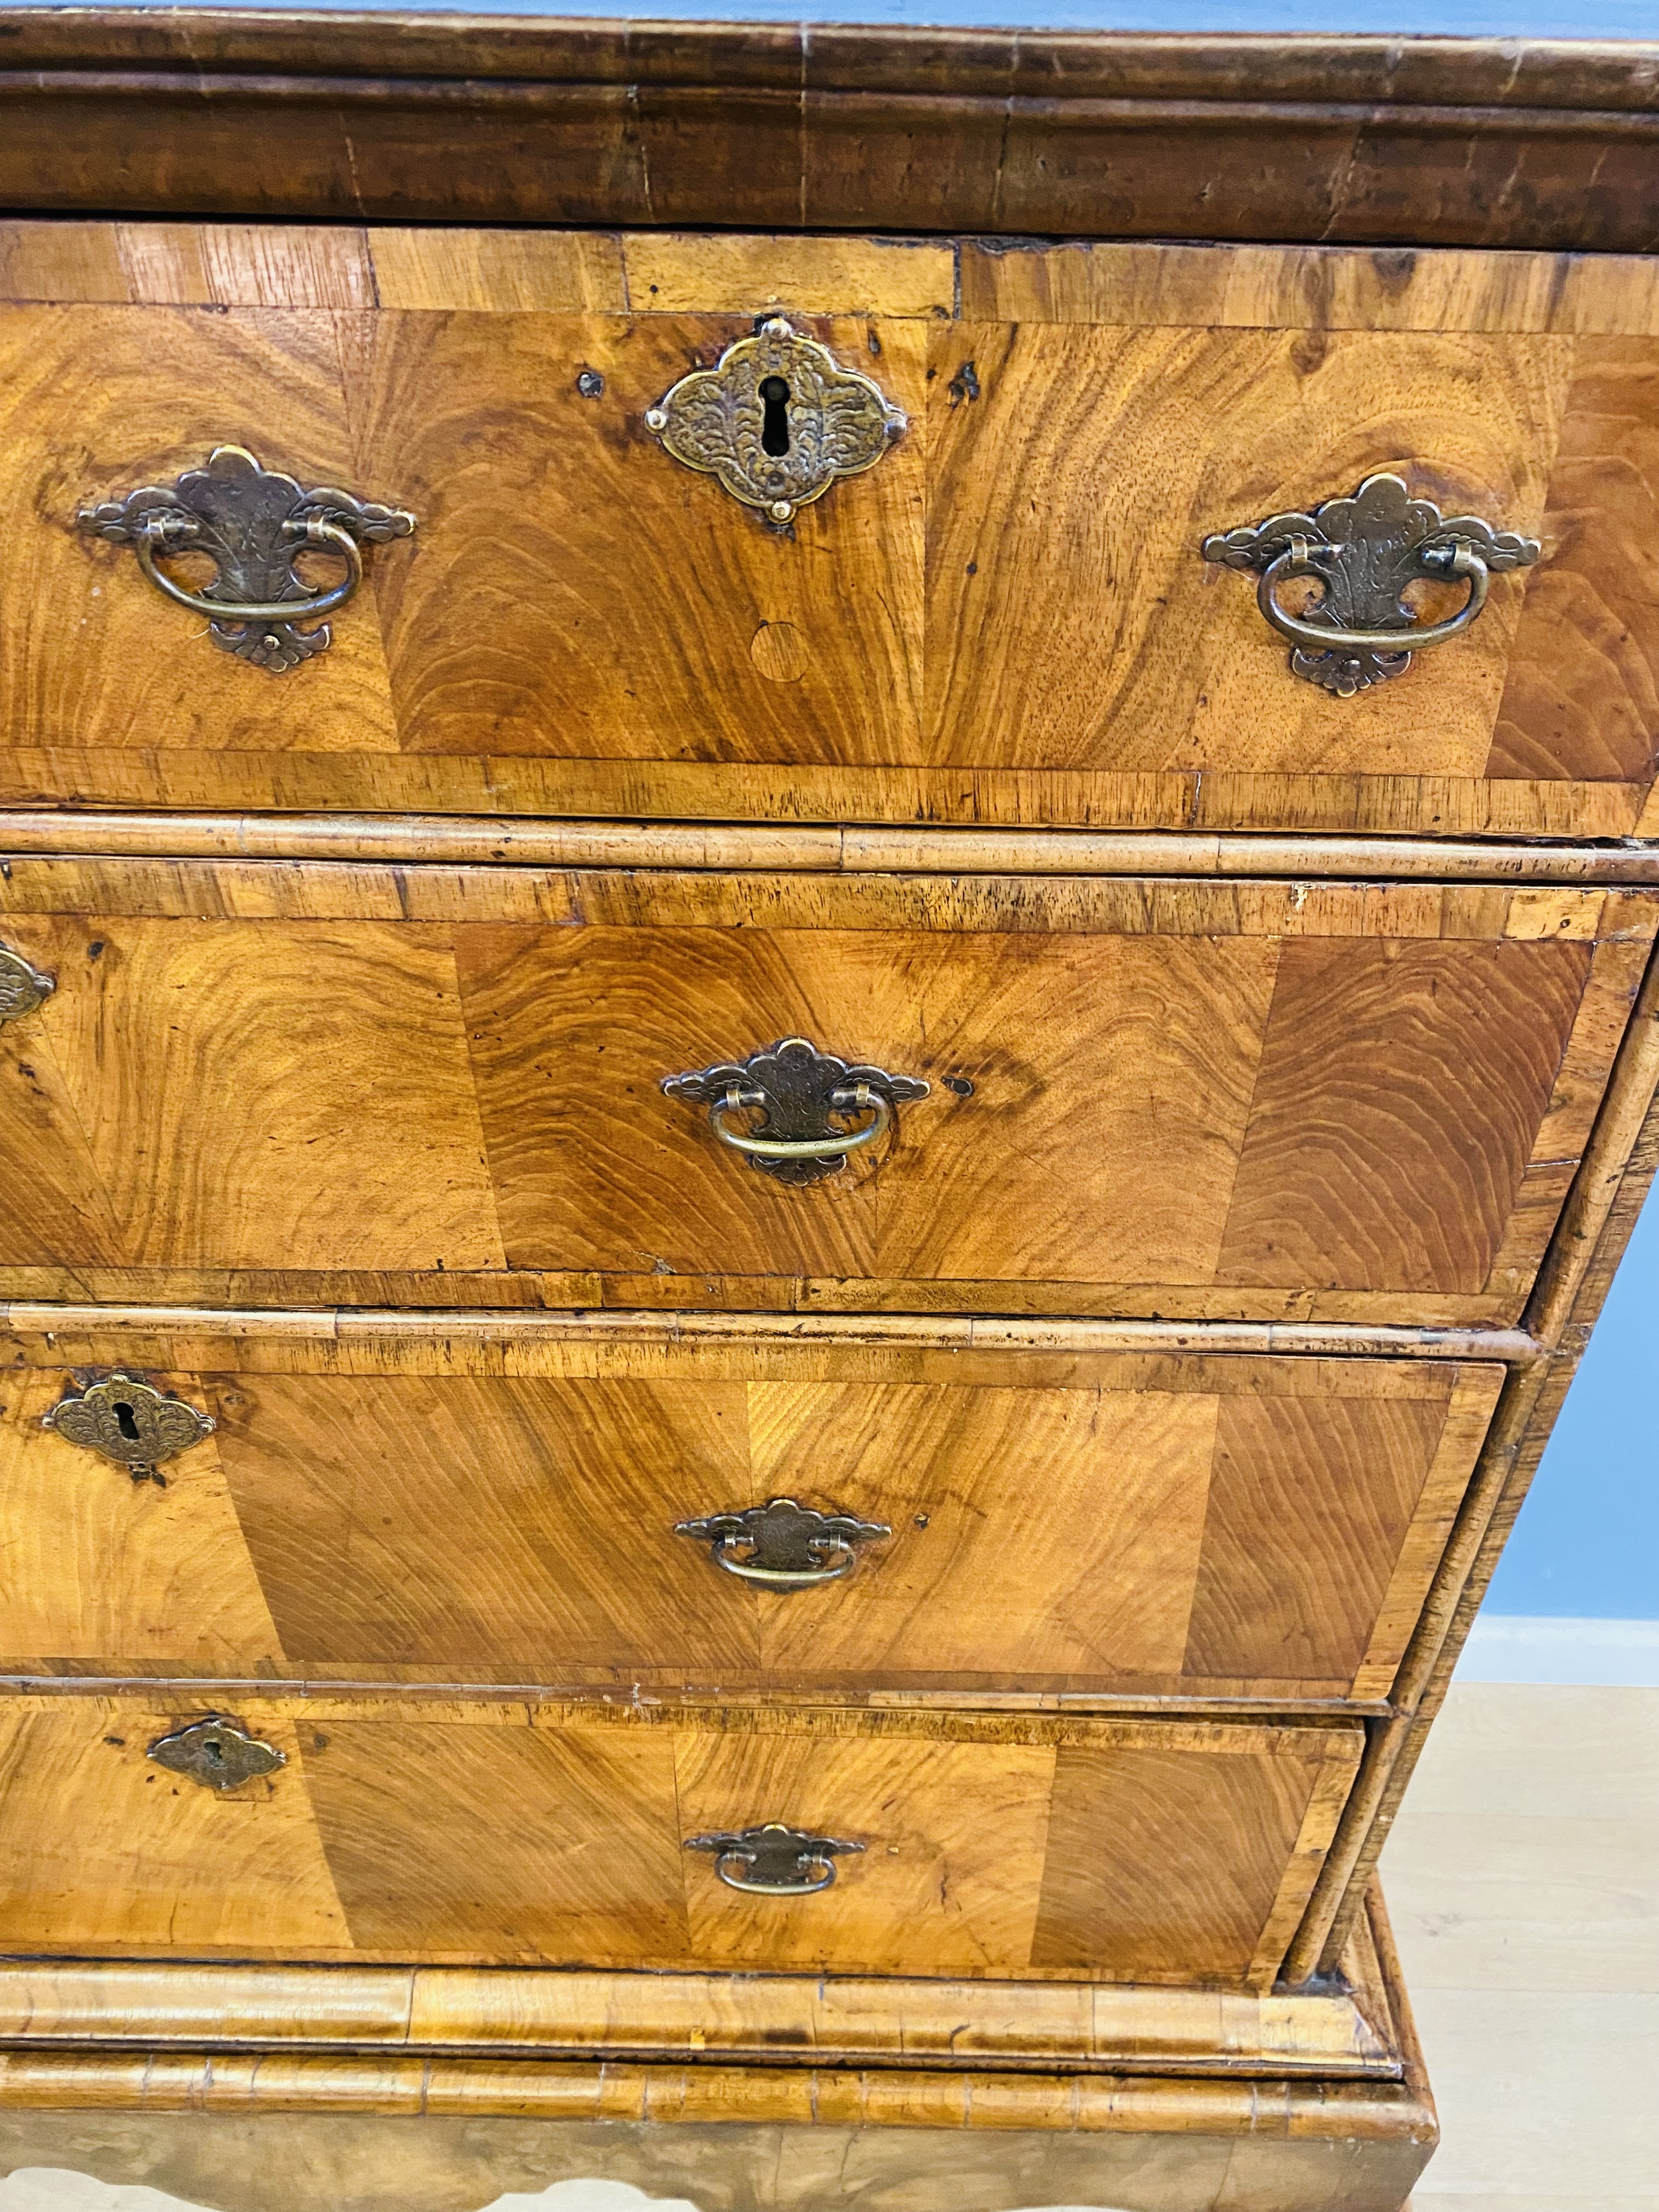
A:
[
  {"xmin": 148, "ymin": 1717, "xmax": 286, "ymax": 1792},
  {"xmin": 43, "ymin": 1371, "xmax": 217, "ymax": 1487},
  {"xmin": 1202, "ymin": 472, "xmax": 1541, "ymax": 697},
  {"xmin": 645, "ymin": 318, "xmax": 905, "ymax": 523},
  {"xmin": 0, "ymin": 944, "xmax": 54, "ymax": 1025}
]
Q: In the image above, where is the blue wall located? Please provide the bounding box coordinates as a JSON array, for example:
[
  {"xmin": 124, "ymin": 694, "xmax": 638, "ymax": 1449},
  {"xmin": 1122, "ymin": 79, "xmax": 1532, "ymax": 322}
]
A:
[{"xmin": 1485, "ymin": 1189, "xmax": 1659, "ymax": 1621}]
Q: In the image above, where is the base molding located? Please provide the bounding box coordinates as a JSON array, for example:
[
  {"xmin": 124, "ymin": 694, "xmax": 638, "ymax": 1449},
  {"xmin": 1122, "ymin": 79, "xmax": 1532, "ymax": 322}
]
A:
[{"xmin": 0, "ymin": 1887, "xmax": 1435, "ymax": 2212}]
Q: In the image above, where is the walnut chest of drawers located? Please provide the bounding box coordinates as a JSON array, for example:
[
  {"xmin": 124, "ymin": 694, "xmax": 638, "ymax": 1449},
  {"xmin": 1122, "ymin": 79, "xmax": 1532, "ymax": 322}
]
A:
[{"xmin": 0, "ymin": 15, "xmax": 1656, "ymax": 2212}]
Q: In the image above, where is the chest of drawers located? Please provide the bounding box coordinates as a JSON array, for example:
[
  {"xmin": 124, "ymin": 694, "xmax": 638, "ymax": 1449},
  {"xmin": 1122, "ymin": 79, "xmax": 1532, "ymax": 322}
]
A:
[{"xmin": 0, "ymin": 16, "xmax": 1656, "ymax": 2212}]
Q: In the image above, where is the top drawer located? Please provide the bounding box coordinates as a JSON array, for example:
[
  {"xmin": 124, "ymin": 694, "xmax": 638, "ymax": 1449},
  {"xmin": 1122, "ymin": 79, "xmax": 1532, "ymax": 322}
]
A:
[{"xmin": 3, "ymin": 225, "xmax": 1656, "ymax": 837}]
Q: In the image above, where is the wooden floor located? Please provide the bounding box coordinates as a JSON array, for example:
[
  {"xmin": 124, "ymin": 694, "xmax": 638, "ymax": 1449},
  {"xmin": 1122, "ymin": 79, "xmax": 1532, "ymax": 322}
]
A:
[
  {"xmin": 0, "ymin": 1681, "xmax": 1651, "ymax": 2212},
  {"xmin": 1384, "ymin": 1683, "xmax": 1659, "ymax": 2212}
]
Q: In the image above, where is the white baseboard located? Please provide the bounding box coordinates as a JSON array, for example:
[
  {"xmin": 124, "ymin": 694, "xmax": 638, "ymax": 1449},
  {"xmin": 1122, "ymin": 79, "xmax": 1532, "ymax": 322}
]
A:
[{"xmin": 1454, "ymin": 1615, "xmax": 1659, "ymax": 1686}]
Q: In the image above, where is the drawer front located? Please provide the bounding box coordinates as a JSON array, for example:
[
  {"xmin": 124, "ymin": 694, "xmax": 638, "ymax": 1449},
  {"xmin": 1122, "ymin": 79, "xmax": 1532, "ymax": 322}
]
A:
[
  {"xmin": 0, "ymin": 1351, "xmax": 1502, "ymax": 1703},
  {"xmin": 0, "ymin": 1696, "xmax": 1361, "ymax": 1986},
  {"xmin": 2, "ymin": 227, "xmax": 1655, "ymax": 837},
  {"xmin": 0, "ymin": 872, "xmax": 1649, "ymax": 1323}
]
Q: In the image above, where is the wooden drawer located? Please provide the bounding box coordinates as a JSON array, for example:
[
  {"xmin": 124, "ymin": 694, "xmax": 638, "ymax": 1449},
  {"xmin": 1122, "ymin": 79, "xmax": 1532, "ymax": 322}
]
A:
[
  {"xmin": 0, "ymin": 863, "xmax": 1650, "ymax": 1324},
  {"xmin": 3, "ymin": 225, "xmax": 1656, "ymax": 838},
  {"xmin": 0, "ymin": 1343, "xmax": 1502, "ymax": 1705},
  {"xmin": 0, "ymin": 1694, "xmax": 1361, "ymax": 1986}
]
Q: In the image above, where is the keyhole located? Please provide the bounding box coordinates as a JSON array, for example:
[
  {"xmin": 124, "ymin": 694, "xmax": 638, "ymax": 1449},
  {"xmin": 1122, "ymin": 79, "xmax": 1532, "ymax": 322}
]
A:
[
  {"xmin": 113, "ymin": 1400, "xmax": 141, "ymax": 1442},
  {"xmin": 759, "ymin": 377, "xmax": 791, "ymax": 456},
  {"xmin": 204, "ymin": 1738, "xmax": 224, "ymax": 1765}
]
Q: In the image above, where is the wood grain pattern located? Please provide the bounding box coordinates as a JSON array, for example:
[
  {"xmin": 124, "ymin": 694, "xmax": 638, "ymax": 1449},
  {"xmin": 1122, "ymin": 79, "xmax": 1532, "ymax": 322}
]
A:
[
  {"xmin": 1, "ymin": 1356, "xmax": 1500, "ymax": 1704},
  {"xmin": 0, "ymin": 225, "xmax": 1652, "ymax": 831},
  {"xmin": 0, "ymin": 1693, "xmax": 1361, "ymax": 1983},
  {"xmin": 453, "ymin": 922, "xmax": 1276, "ymax": 1285},
  {"xmin": 347, "ymin": 309, "xmax": 926, "ymax": 768},
  {"xmin": 8, "ymin": 224, "xmax": 1650, "ymax": 336},
  {"xmin": 0, "ymin": 12, "xmax": 1653, "ymax": 269},
  {"xmin": 8, "ymin": 810, "xmax": 1659, "ymax": 885},
  {"xmin": 1031, "ymin": 1731, "xmax": 1350, "ymax": 1990},
  {"xmin": 0, "ymin": 916, "xmax": 501, "ymax": 1272},
  {"xmin": 0, "ymin": 878, "xmax": 1644, "ymax": 1318},
  {"xmin": 0, "ymin": 1369, "xmax": 282, "ymax": 1669},
  {"xmin": 1491, "ymin": 338, "xmax": 1659, "ymax": 785},
  {"xmin": 1180, "ymin": 1393, "xmax": 1448, "ymax": 1690},
  {"xmin": 1292, "ymin": 936, "xmax": 1659, "ymax": 1976},
  {"xmin": 0, "ymin": 304, "xmax": 399, "ymax": 758},
  {"xmin": 0, "ymin": 1699, "xmax": 348, "ymax": 1952},
  {"xmin": 925, "ymin": 321, "xmax": 1567, "ymax": 779},
  {"xmin": 958, "ymin": 238, "xmax": 1659, "ymax": 337},
  {"xmin": 1214, "ymin": 938, "xmax": 1593, "ymax": 1294},
  {"xmin": 0, "ymin": 1946, "xmax": 1398, "ymax": 2074}
]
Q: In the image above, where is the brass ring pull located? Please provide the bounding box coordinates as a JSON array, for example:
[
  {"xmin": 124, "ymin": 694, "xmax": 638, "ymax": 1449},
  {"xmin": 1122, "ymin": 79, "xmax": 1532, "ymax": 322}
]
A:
[
  {"xmin": 1256, "ymin": 533, "xmax": 1488, "ymax": 657},
  {"xmin": 77, "ymin": 445, "xmax": 415, "ymax": 675},
  {"xmin": 1202, "ymin": 472, "xmax": 1539, "ymax": 697},
  {"xmin": 134, "ymin": 514, "xmax": 363, "ymax": 624},
  {"xmin": 710, "ymin": 1080, "xmax": 889, "ymax": 1163},
  {"xmin": 684, "ymin": 1822, "xmax": 865, "ymax": 1895},
  {"xmin": 675, "ymin": 1497, "xmax": 891, "ymax": 1588},
  {"xmin": 713, "ymin": 1542, "xmax": 855, "ymax": 1588},
  {"xmin": 714, "ymin": 1852, "xmax": 837, "ymax": 1896}
]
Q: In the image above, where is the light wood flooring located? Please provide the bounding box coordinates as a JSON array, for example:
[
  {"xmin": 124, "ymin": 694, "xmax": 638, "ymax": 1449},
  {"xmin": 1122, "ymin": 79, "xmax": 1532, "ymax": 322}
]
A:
[{"xmin": 1385, "ymin": 1682, "xmax": 1659, "ymax": 2212}]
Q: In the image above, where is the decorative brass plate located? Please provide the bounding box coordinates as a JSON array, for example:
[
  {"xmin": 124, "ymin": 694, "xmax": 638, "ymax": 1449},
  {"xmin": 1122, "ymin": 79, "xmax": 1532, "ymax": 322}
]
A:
[
  {"xmin": 684, "ymin": 1822, "xmax": 865, "ymax": 1895},
  {"xmin": 645, "ymin": 318, "xmax": 905, "ymax": 522},
  {"xmin": 662, "ymin": 1036, "xmax": 929, "ymax": 1187},
  {"xmin": 77, "ymin": 444, "xmax": 416, "ymax": 674},
  {"xmin": 0, "ymin": 944, "xmax": 54, "ymax": 1025},
  {"xmin": 675, "ymin": 1496, "xmax": 892, "ymax": 1587},
  {"xmin": 148, "ymin": 1717, "xmax": 286, "ymax": 1792},
  {"xmin": 42, "ymin": 1371, "xmax": 217, "ymax": 1486},
  {"xmin": 1201, "ymin": 472, "xmax": 1541, "ymax": 697}
]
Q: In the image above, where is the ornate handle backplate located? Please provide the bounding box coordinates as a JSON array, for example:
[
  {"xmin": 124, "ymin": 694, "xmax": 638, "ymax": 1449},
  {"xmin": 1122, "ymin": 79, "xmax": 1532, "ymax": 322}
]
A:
[
  {"xmin": 646, "ymin": 318, "xmax": 906, "ymax": 523},
  {"xmin": 676, "ymin": 1496, "xmax": 891, "ymax": 1587},
  {"xmin": 42, "ymin": 1371, "xmax": 217, "ymax": 1486},
  {"xmin": 662, "ymin": 1036, "xmax": 929, "ymax": 1187},
  {"xmin": 77, "ymin": 444, "xmax": 416, "ymax": 674},
  {"xmin": 0, "ymin": 944, "xmax": 54, "ymax": 1025},
  {"xmin": 1202, "ymin": 472, "xmax": 1541, "ymax": 697},
  {"xmin": 148, "ymin": 1717, "xmax": 286, "ymax": 1791},
  {"xmin": 684, "ymin": 1822, "xmax": 865, "ymax": 1895}
]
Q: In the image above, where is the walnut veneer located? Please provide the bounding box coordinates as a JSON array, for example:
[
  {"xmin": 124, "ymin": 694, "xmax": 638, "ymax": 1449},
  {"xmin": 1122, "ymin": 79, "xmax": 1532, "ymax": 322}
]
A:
[{"xmin": 1, "ymin": 33, "xmax": 1657, "ymax": 2206}]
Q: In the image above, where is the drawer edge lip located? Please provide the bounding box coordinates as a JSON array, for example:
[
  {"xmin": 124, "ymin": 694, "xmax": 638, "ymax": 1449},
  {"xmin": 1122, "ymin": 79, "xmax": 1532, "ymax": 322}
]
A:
[
  {"xmin": 0, "ymin": 1301, "xmax": 1546, "ymax": 1364},
  {"xmin": 0, "ymin": 1674, "xmax": 1397, "ymax": 1722},
  {"xmin": 4, "ymin": 812, "xmax": 1658, "ymax": 887}
]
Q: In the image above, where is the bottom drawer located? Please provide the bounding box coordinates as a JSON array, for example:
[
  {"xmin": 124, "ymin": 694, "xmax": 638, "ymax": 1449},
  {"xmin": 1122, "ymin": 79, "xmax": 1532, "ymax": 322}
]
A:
[{"xmin": 0, "ymin": 1695, "xmax": 1361, "ymax": 1989}]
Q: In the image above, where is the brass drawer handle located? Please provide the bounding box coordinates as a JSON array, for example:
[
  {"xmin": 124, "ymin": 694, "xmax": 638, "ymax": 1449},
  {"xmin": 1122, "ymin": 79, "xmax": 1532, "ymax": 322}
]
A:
[
  {"xmin": 676, "ymin": 1496, "xmax": 891, "ymax": 1587},
  {"xmin": 135, "ymin": 512, "xmax": 362, "ymax": 622},
  {"xmin": 77, "ymin": 444, "xmax": 415, "ymax": 675},
  {"xmin": 1203, "ymin": 472, "xmax": 1540, "ymax": 698},
  {"xmin": 663, "ymin": 1037, "xmax": 929, "ymax": 1187},
  {"xmin": 646, "ymin": 317, "xmax": 905, "ymax": 524},
  {"xmin": 42, "ymin": 1370, "xmax": 216, "ymax": 1487},
  {"xmin": 685, "ymin": 1822, "xmax": 865, "ymax": 1895},
  {"xmin": 148, "ymin": 1717, "xmax": 285, "ymax": 1792},
  {"xmin": 0, "ymin": 944, "xmax": 54, "ymax": 1025}
]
